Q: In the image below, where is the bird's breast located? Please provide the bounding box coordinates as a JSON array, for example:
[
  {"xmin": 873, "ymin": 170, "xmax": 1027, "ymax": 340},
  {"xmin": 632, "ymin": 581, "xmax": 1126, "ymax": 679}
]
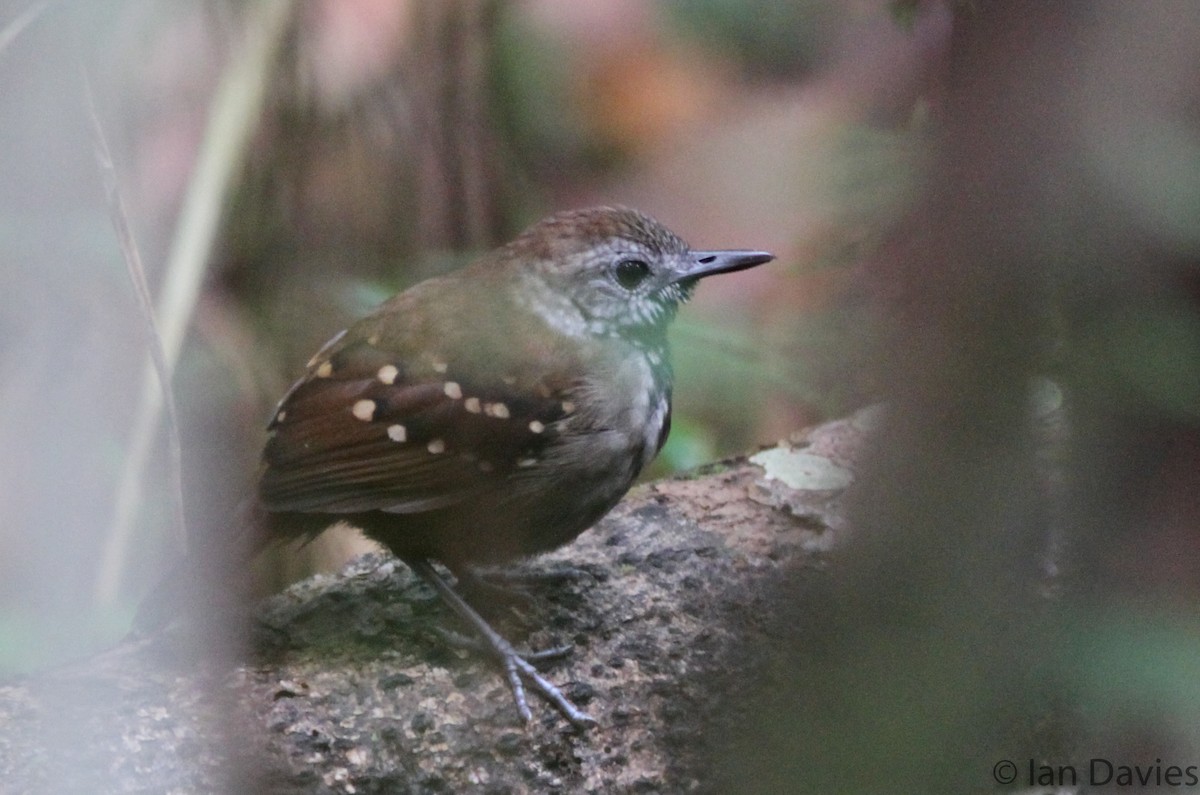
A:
[{"xmin": 573, "ymin": 347, "xmax": 670, "ymax": 480}]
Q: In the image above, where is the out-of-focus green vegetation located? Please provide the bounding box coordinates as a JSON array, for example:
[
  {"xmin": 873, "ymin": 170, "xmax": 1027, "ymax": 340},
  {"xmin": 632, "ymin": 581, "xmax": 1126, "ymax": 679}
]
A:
[
  {"xmin": 666, "ymin": 0, "xmax": 836, "ymax": 77},
  {"xmin": 7, "ymin": 2, "xmax": 1200, "ymax": 793}
]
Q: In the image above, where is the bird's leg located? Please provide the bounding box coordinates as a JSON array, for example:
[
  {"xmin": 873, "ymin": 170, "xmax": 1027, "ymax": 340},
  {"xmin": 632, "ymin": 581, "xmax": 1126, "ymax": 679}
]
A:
[
  {"xmin": 461, "ymin": 563, "xmax": 590, "ymax": 593},
  {"xmin": 452, "ymin": 566, "xmax": 539, "ymax": 614},
  {"xmin": 445, "ymin": 565, "xmax": 574, "ymax": 661},
  {"xmin": 407, "ymin": 558, "xmax": 596, "ymax": 729}
]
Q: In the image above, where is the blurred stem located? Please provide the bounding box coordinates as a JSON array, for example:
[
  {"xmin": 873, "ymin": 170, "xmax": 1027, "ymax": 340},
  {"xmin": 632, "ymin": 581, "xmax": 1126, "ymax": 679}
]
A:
[
  {"xmin": 97, "ymin": 0, "xmax": 295, "ymax": 608},
  {"xmin": 84, "ymin": 70, "xmax": 188, "ymax": 613}
]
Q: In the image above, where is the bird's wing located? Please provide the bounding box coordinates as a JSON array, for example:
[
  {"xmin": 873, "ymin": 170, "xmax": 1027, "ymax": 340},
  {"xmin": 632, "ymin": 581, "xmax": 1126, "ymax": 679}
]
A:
[{"xmin": 259, "ymin": 300, "xmax": 579, "ymax": 515}]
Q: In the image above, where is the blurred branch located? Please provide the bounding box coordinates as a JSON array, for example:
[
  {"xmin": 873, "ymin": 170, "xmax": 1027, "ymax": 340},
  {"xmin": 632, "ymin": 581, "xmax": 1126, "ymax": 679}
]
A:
[
  {"xmin": 409, "ymin": 0, "xmax": 507, "ymax": 250},
  {"xmin": 97, "ymin": 0, "xmax": 295, "ymax": 607}
]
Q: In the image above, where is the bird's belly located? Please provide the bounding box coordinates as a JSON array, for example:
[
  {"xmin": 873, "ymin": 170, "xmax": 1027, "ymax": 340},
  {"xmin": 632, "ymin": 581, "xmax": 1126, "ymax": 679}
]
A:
[{"xmin": 509, "ymin": 429, "xmax": 644, "ymax": 554}]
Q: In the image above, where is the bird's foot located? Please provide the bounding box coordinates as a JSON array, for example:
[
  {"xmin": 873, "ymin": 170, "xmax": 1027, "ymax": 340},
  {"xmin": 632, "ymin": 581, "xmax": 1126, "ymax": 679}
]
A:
[{"xmin": 409, "ymin": 558, "xmax": 596, "ymax": 730}]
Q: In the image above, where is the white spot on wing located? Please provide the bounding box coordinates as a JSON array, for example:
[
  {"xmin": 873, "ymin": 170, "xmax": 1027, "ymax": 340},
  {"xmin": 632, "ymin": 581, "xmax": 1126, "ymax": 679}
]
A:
[
  {"xmin": 528, "ymin": 420, "xmax": 545, "ymax": 433},
  {"xmin": 486, "ymin": 402, "xmax": 510, "ymax": 419},
  {"xmin": 464, "ymin": 397, "xmax": 482, "ymax": 414},
  {"xmin": 427, "ymin": 439, "xmax": 446, "ymax": 454},
  {"xmin": 443, "ymin": 382, "xmax": 463, "ymax": 399},
  {"xmin": 352, "ymin": 399, "xmax": 376, "ymax": 421},
  {"xmin": 377, "ymin": 365, "xmax": 399, "ymax": 384},
  {"xmin": 387, "ymin": 424, "xmax": 407, "ymax": 442},
  {"xmin": 315, "ymin": 361, "xmax": 333, "ymax": 378}
]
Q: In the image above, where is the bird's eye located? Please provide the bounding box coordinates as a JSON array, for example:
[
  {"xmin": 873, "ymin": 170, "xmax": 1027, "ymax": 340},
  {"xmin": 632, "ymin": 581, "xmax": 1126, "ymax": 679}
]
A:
[{"xmin": 613, "ymin": 259, "xmax": 651, "ymax": 290}]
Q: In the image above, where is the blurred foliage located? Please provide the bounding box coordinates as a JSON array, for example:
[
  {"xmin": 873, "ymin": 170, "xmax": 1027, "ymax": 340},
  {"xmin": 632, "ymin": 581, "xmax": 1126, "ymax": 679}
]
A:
[
  {"xmin": 655, "ymin": 414, "xmax": 719, "ymax": 475},
  {"xmin": 707, "ymin": 0, "xmax": 1200, "ymax": 790},
  {"xmin": 490, "ymin": 9, "xmax": 595, "ymax": 177},
  {"xmin": 1104, "ymin": 305, "xmax": 1200, "ymax": 422},
  {"xmin": 891, "ymin": 0, "xmax": 976, "ymax": 30},
  {"xmin": 1070, "ymin": 606, "xmax": 1200, "ymax": 720},
  {"xmin": 665, "ymin": 0, "xmax": 837, "ymax": 78}
]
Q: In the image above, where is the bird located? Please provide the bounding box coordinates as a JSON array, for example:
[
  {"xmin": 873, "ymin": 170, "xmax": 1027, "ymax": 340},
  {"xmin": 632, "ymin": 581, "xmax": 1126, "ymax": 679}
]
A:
[{"xmin": 148, "ymin": 206, "xmax": 773, "ymax": 728}]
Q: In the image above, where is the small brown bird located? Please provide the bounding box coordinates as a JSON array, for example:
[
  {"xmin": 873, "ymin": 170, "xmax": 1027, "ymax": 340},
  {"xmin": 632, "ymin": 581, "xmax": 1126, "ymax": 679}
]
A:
[{"xmin": 149, "ymin": 206, "xmax": 772, "ymax": 727}]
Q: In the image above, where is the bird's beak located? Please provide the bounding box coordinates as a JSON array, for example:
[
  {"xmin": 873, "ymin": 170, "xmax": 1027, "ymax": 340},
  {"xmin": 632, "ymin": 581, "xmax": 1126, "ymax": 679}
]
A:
[{"xmin": 672, "ymin": 250, "xmax": 775, "ymax": 284}]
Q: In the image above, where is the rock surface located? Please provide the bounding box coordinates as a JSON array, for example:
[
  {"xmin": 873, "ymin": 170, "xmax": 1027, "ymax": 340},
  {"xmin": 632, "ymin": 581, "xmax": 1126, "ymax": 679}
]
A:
[{"xmin": 0, "ymin": 411, "xmax": 875, "ymax": 793}]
